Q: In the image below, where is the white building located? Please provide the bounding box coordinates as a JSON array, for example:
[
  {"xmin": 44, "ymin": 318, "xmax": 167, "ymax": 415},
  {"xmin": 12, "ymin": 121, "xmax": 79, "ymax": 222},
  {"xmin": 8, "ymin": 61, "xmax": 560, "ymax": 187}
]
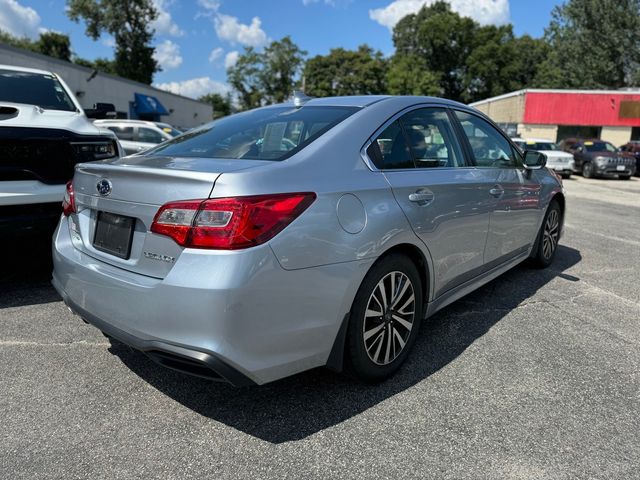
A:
[{"xmin": 0, "ymin": 43, "xmax": 212, "ymax": 130}]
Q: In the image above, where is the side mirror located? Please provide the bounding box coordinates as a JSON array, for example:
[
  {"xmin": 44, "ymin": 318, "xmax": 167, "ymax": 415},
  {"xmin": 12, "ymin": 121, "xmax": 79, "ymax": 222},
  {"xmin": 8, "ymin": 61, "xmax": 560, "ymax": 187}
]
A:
[
  {"xmin": 523, "ymin": 150, "xmax": 547, "ymax": 170},
  {"xmin": 85, "ymin": 102, "xmax": 116, "ymax": 119}
]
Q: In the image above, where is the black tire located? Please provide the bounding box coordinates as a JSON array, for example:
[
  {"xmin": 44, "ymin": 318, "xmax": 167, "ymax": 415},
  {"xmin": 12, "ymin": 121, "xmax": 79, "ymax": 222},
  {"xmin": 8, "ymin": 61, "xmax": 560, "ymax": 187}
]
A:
[
  {"xmin": 561, "ymin": 173, "xmax": 571, "ymax": 179},
  {"xmin": 582, "ymin": 162, "xmax": 594, "ymax": 178},
  {"xmin": 530, "ymin": 200, "xmax": 562, "ymax": 269},
  {"xmin": 346, "ymin": 254, "xmax": 423, "ymax": 382},
  {"xmin": 619, "ymin": 175, "xmax": 631, "ymax": 180}
]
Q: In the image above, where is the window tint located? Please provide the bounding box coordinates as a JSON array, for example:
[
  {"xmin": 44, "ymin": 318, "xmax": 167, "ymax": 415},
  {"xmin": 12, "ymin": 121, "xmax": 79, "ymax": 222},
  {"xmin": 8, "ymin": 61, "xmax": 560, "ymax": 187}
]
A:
[
  {"xmin": 0, "ymin": 69, "xmax": 76, "ymax": 112},
  {"xmin": 148, "ymin": 106, "xmax": 358, "ymax": 161},
  {"xmin": 583, "ymin": 141, "xmax": 616, "ymax": 153},
  {"xmin": 138, "ymin": 127, "xmax": 166, "ymax": 144},
  {"xmin": 370, "ymin": 121, "xmax": 414, "ymax": 169},
  {"xmin": 399, "ymin": 108, "xmax": 463, "ymax": 168},
  {"xmin": 455, "ymin": 111, "xmax": 515, "ymax": 168},
  {"xmin": 107, "ymin": 126, "xmax": 134, "ymax": 141}
]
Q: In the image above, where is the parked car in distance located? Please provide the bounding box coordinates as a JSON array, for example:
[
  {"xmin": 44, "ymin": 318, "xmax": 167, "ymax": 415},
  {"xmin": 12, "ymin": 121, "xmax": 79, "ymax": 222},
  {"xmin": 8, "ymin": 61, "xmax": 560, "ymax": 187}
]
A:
[
  {"xmin": 94, "ymin": 119, "xmax": 181, "ymax": 155},
  {"xmin": 562, "ymin": 138, "xmax": 636, "ymax": 179},
  {"xmin": 512, "ymin": 137, "xmax": 575, "ymax": 179},
  {"xmin": 0, "ymin": 64, "xmax": 122, "ymax": 236},
  {"xmin": 619, "ymin": 141, "xmax": 640, "ymax": 177},
  {"xmin": 53, "ymin": 95, "xmax": 565, "ymax": 386}
]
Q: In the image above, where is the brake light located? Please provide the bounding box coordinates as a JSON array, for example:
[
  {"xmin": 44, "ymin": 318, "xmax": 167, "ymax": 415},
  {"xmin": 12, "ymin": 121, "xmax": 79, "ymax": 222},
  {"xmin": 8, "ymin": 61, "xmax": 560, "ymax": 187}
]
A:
[
  {"xmin": 62, "ymin": 180, "xmax": 76, "ymax": 216},
  {"xmin": 151, "ymin": 192, "xmax": 316, "ymax": 249}
]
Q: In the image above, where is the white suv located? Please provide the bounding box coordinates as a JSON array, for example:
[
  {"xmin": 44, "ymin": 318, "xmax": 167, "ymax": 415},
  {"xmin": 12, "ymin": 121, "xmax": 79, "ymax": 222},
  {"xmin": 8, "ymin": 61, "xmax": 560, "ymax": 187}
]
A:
[
  {"xmin": 512, "ymin": 138, "xmax": 575, "ymax": 179},
  {"xmin": 94, "ymin": 120, "xmax": 182, "ymax": 155},
  {"xmin": 0, "ymin": 65, "xmax": 122, "ymax": 236}
]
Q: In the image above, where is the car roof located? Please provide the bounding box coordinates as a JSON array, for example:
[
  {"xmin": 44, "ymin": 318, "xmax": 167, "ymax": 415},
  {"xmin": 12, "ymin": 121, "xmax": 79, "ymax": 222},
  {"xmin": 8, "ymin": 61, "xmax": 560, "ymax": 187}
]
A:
[
  {"xmin": 0, "ymin": 64, "xmax": 54, "ymax": 75},
  {"xmin": 511, "ymin": 137, "xmax": 555, "ymax": 143},
  {"xmin": 94, "ymin": 119, "xmax": 158, "ymax": 126},
  {"xmin": 273, "ymin": 95, "xmax": 470, "ymax": 109}
]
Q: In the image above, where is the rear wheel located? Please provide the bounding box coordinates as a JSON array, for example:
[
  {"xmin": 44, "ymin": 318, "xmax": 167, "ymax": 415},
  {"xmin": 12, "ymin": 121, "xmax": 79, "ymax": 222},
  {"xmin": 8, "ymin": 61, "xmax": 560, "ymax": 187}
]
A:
[
  {"xmin": 530, "ymin": 200, "xmax": 562, "ymax": 268},
  {"xmin": 346, "ymin": 254, "xmax": 423, "ymax": 382},
  {"xmin": 560, "ymin": 172, "xmax": 571, "ymax": 179},
  {"xmin": 582, "ymin": 162, "xmax": 594, "ymax": 178}
]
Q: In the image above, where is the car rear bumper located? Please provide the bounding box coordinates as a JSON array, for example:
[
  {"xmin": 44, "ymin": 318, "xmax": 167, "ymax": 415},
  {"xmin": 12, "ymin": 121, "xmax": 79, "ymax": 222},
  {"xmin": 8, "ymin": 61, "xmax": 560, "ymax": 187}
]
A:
[{"xmin": 52, "ymin": 216, "xmax": 370, "ymax": 385}]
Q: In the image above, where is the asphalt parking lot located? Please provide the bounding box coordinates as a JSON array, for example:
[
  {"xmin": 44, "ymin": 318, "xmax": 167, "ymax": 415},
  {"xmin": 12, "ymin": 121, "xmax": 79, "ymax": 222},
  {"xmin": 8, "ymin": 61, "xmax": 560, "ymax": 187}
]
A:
[{"xmin": 1, "ymin": 176, "xmax": 639, "ymax": 479}]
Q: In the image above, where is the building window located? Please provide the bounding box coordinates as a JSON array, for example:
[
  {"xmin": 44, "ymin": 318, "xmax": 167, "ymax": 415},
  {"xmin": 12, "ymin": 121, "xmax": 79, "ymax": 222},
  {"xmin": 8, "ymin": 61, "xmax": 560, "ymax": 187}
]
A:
[{"xmin": 556, "ymin": 126, "xmax": 602, "ymax": 142}]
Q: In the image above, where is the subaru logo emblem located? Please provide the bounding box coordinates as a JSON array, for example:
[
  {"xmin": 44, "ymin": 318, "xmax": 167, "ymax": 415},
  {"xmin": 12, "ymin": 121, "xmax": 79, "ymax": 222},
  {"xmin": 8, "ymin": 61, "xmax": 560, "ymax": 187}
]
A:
[{"xmin": 96, "ymin": 179, "xmax": 112, "ymax": 196}]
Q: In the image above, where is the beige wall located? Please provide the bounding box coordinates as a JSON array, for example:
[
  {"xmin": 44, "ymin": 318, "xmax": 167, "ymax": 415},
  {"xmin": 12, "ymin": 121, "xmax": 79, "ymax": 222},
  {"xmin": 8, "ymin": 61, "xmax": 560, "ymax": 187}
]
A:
[
  {"xmin": 473, "ymin": 93, "xmax": 525, "ymax": 123},
  {"xmin": 600, "ymin": 126, "xmax": 632, "ymax": 146},
  {"xmin": 517, "ymin": 124, "xmax": 558, "ymax": 141}
]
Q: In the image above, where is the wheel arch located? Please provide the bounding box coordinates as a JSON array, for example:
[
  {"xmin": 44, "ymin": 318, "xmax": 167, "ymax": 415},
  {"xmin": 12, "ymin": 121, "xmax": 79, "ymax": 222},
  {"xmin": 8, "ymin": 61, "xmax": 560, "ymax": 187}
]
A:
[{"xmin": 326, "ymin": 242, "xmax": 432, "ymax": 373}]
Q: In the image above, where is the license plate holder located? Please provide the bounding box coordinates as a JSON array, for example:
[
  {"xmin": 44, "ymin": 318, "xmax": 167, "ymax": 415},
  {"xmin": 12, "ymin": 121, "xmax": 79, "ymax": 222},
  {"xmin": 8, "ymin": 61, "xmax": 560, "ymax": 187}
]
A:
[
  {"xmin": 616, "ymin": 165, "xmax": 626, "ymax": 171},
  {"xmin": 93, "ymin": 211, "xmax": 135, "ymax": 259}
]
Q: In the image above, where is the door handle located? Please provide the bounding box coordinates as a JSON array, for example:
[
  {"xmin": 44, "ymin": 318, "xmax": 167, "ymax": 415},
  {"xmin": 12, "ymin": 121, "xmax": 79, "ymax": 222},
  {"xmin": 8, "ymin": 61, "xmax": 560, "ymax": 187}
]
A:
[
  {"xmin": 409, "ymin": 191, "xmax": 434, "ymax": 204},
  {"xmin": 489, "ymin": 186, "xmax": 505, "ymax": 198}
]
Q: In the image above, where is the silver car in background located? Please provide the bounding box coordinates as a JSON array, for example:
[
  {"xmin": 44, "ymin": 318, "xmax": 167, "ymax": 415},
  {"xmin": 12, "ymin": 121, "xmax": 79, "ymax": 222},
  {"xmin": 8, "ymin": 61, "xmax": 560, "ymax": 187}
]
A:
[
  {"xmin": 52, "ymin": 96, "xmax": 565, "ymax": 386},
  {"xmin": 94, "ymin": 119, "xmax": 182, "ymax": 155}
]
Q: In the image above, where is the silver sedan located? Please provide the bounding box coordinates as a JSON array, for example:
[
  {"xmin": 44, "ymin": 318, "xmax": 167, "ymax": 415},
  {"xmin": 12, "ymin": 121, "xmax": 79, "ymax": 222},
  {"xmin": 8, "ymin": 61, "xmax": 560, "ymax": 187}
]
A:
[{"xmin": 52, "ymin": 95, "xmax": 565, "ymax": 386}]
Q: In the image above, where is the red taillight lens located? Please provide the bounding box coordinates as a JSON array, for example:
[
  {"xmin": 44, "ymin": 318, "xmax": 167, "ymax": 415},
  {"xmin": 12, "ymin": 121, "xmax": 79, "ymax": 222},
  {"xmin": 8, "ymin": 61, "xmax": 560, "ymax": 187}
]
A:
[
  {"xmin": 151, "ymin": 192, "xmax": 316, "ymax": 249},
  {"xmin": 62, "ymin": 180, "xmax": 76, "ymax": 216}
]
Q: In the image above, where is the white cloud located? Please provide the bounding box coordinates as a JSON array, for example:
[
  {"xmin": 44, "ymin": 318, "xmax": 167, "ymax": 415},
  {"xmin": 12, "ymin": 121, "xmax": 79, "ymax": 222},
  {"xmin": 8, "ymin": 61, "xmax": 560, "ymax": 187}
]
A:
[
  {"xmin": 214, "ymin": 13, "xmax": 268, "ymax": 47},
  {"xmin": 369, "ymin": 0, "xmax": 510, "ymax": 30},
  {"xmin": 155, "ymin": 76, "xmax": 230, "ymax": 99},
  {"xmin": 224, "ymin": 50, "xmax": 239, "ymax": 70},
  {"xmin": 151, "ymin": 0, "xmax": 184, "ymax": 37},
  {"xmin": 0, "ymin": 0, "xmax": 41, "ymax": 39},
  {"xmin": 208, "ymin": 47, "xmax": 224, "ymax": 63},
  {"xmin": 153, "ymin": 40, "xmax": 183, "ymax": 70}
]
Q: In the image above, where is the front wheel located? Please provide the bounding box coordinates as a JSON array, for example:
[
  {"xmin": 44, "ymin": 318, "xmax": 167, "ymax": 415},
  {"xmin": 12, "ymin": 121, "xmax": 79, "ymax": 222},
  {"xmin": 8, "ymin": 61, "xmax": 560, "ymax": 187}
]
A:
[
  {"xmin": 530, "ymin": 200, "xmax": 562, "ymax": 268},
  {"xmin": 619, "ymin": 175, "xmax": 631, "ymax": 180},
  {"xmin": 582, "ymin": 162, "xmax": 595, "ymax": 178},
  {"xmin": 346, "ymin": 254, "xmax": 423, "ymax": 382}
]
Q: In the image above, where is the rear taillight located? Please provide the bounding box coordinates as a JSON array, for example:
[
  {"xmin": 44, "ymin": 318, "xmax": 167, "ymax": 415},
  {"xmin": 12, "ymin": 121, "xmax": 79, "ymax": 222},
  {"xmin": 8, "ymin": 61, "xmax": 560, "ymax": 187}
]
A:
[
  {"xmin": 151, "ymin": 192, "xmax": 316, "ymax": 249},
  {"xmin": 62, "ymin": 180, "xmax": 76, "ymax": 216}
]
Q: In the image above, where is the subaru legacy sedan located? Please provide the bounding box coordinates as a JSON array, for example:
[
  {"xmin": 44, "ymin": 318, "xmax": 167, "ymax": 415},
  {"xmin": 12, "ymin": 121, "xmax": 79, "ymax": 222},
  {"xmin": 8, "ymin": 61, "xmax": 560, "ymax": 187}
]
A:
[{"xmin": 52, "ymin": 95, "xmax": 565, "ymax": 386}]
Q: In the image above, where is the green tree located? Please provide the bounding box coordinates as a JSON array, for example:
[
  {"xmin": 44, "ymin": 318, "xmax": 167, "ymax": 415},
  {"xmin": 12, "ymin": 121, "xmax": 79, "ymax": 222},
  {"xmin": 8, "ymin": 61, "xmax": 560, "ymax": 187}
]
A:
[
  {"xmin": 228, "ymin": 36, "xmax": 306, "ymax": 110},
  {"xmin": 392, "ymin": 1, "xmax": 476, "ymax": 101},
  {"xmin": 537, "ymin": 0, "xmax": 640, "ymax": 88},
  {"xmin": 304, "ymin": 45, "xmax": 387, "ymax": 97},
  {"xmin": 261, "ymin": 37, "xmax": 307, "ymax": 103},
  {"xmin": 0, "ymin": 30, "xmax": 72, "ymax": 61},
  {"xmin": 66, "ymin": 0, "xmax": 159, "ymax": 84},
  {"xmin": 199, "ymin": 92, "xmax": 233, "ymax": 119},
  {"xmin": 386, "ymin": 54, "xmax": 441, "ymax": 96},
  {"xmin": 74, "ymin": 57, "xmax": 118, "ymax": 75},
  {"xmin": 227, "ymin": 47, "xmax": 263, "ymax": 110},
  {"xmin": 36, "ymin": 32, "xmax": 72, "ymax": 61}
]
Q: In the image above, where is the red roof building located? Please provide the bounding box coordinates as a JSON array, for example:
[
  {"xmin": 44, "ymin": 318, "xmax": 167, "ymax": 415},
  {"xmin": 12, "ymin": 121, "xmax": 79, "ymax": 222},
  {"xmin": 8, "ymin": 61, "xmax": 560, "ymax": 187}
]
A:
[{"xmin": 471, "ymin": 89, "xmax": 640, "ymax": 146}]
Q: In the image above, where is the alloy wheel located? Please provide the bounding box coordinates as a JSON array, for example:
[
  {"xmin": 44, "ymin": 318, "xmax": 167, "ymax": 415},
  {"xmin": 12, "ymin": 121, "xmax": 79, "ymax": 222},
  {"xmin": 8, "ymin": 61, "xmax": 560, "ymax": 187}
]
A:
[
  {"xmin": 362, "ymin": 271, "xmax": 415, "ymax": 365},
  {"xmin": 542, "ymin": 209, "xmax": 560, "ymax": 259}
]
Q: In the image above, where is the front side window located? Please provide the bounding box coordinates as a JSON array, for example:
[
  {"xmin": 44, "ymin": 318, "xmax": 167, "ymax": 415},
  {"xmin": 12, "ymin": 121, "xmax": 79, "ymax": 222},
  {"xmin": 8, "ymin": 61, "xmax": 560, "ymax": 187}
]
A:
[
  {"xmin": 0, "ymin": 69, "xmax": 76, "ymax": 112},
  {"xmin": 148, "ymin": 106, "xmax": 359, "ymax": 161},
  {"xmin": 455, "ymin": 111, "xmax": 516, "ymax": 168}
]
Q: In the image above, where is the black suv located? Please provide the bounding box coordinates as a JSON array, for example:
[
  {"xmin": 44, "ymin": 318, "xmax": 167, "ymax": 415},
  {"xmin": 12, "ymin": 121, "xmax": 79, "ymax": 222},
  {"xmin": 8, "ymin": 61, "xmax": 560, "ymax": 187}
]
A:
[
  {"xmin": 619, "ymin": 141, "xmax": 640, "ymax": 177},
  {"xmin": 562, "ymin": 138, "xmax": 636, "ymax": 179}
]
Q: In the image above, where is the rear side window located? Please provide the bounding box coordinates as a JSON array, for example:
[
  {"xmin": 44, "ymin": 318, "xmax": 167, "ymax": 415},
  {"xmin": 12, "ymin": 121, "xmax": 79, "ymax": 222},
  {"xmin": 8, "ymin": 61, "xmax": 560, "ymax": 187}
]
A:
[
  {"xmin": 368, "ymin": 107, "xmax": 463, "ymax": 169},
  {"xmin": 138, "ymin": 127, "xmax": 165, "ymax": 144},
  {"xmin": 147, "ymin": 106, "xmax": 359, "ymax": 161},
  {"xmin": 107, "ymin": 126, "xmax": 134, "ymax": 141},
  {"xmin": 0, "ymin": 69, "xmax": 76, "ymax": 112},
  {"xmin": 455, "ymin": 111, "xmax": 516, "ymax": 168}
]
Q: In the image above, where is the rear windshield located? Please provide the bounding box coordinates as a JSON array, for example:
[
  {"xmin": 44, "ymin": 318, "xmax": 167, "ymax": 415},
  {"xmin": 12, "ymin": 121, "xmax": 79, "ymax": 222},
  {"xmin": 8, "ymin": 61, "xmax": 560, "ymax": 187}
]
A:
[
  {"xmin": 0, "ymin": 69, "xmax": 76, "ymax": 112},
  {"xmin": 584, "ymin": 141, "xmax": 617, "ymax": 152},
  {"xmin": 147, "ymin": 106, "xmax": 359, "ymax": 160}
]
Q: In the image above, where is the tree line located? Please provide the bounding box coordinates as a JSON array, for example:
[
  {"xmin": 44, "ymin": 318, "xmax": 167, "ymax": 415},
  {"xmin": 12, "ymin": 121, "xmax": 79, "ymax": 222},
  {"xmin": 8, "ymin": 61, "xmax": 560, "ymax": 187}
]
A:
[{"xmin": 1, "ymin": 0, "xmax": 638, "ymax": 117}]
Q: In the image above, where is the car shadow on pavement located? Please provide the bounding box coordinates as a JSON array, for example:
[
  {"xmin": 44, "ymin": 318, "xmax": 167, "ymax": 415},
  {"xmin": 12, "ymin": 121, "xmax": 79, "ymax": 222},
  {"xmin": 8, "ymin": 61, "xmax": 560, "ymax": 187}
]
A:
[
  {"xmin": 0, "ymin": 233, "xmax": 60, "ymax": 309},
  {"xmin": 110, "ymin": 245, "xmax": 582, "ymax": 444}
]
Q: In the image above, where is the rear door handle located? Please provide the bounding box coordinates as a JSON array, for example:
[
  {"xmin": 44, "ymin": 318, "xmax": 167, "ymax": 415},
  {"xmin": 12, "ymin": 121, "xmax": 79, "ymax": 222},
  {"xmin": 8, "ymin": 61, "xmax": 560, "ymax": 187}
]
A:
[
  {"xmin": 409, "ymin": 191, "xmax": 434, "ymax": 204},
  {"xmin": 489, "ymin": 186, "xmax": 504, "ymax": 198}
]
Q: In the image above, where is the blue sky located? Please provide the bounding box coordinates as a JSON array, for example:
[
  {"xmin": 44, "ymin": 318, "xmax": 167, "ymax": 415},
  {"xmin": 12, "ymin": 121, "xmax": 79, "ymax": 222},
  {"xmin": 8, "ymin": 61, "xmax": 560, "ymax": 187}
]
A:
[{"xmin": 1, "ymin": 0, "xmax": 562, "ymax": 98}]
